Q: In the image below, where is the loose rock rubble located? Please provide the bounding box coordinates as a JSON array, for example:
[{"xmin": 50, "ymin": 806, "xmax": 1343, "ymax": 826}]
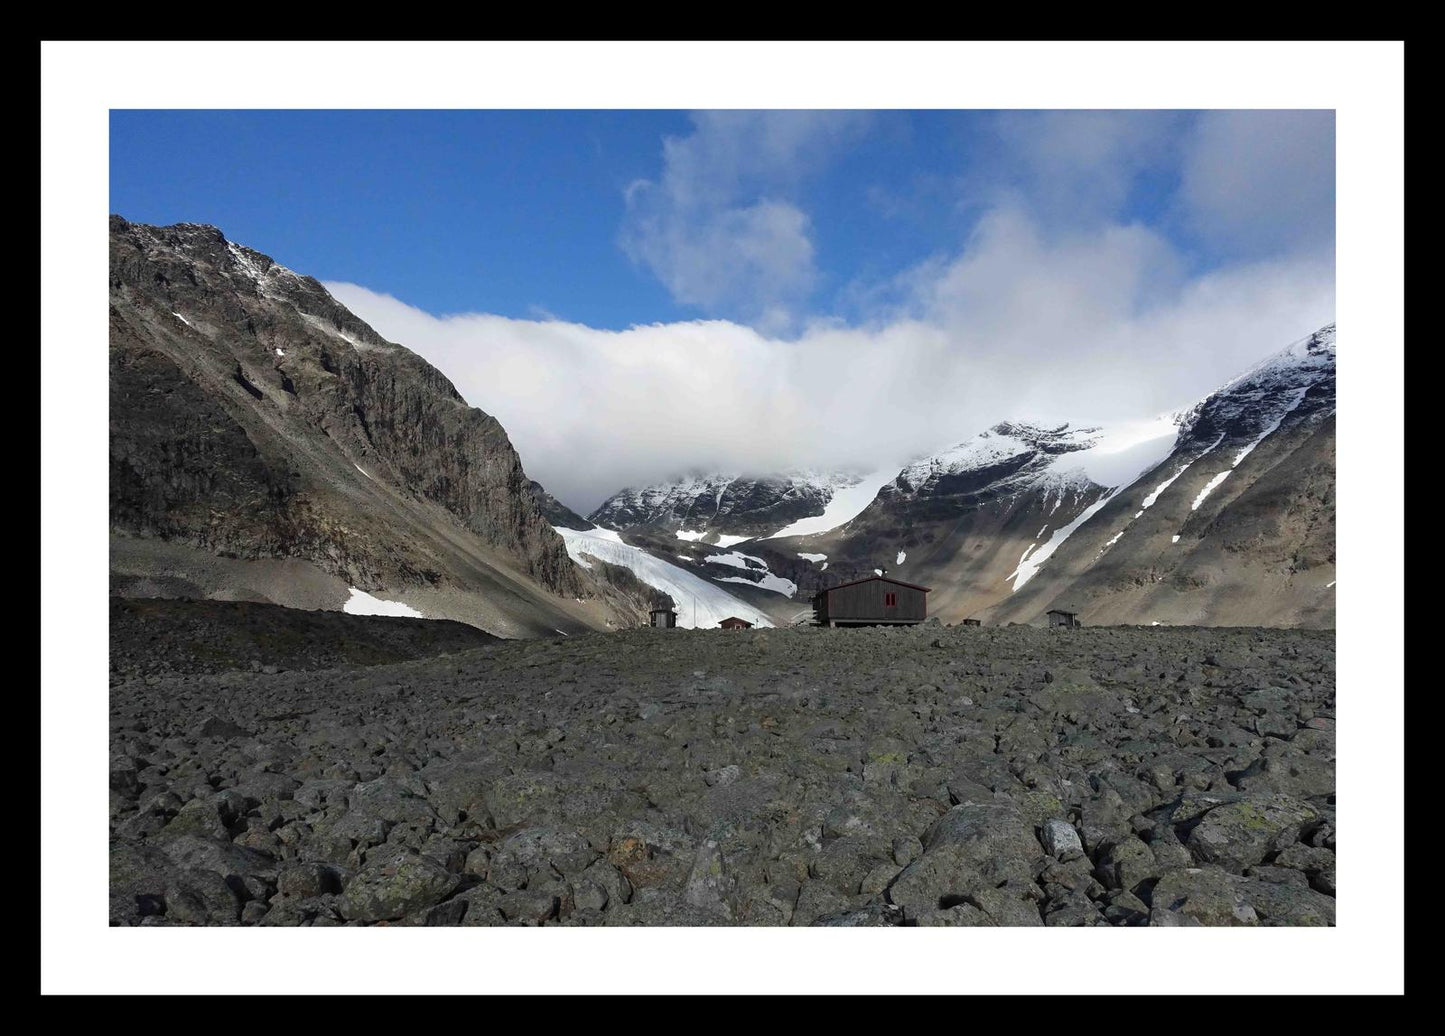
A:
[{"xmin": 109, "ymin": 617, "xmax": 1335, "ymax": 926}]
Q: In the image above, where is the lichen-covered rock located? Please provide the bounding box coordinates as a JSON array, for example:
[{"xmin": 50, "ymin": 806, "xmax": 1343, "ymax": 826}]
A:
[
  {"xmin": 1187, "ymin": 794, "xmax": 1319, "ymax": 870},
  {"xmin": 1239, "ymin": 878, "xmax": 1336, "ymax": 926},
  {"xmin": 1096, "ymin": 837, "xmax": 1157, "ymax": 893},
  {"xmin": 110, "ymin": 843, "xmax": 243, "ymax": 926},
  {"xmin": 335, "ymin": 852, "xmax": 459, "ymax": 922},
  {"xmin": 1149, "ymin": 868, "xmax": 1259, "ymax": 927}
]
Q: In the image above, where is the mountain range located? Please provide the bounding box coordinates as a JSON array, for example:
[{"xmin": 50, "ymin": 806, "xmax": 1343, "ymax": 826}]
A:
[
  {"xmin": 585, "ymin": 329, "xmax": 1336, "ymax": 628},
  {"xmin": 109, "ymin": 218, "xmax": 1334, "ymax": 633}
]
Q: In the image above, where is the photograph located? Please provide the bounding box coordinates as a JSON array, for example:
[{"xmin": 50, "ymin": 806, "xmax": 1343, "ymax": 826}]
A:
[{"xmin": 40, "ymin": 39, "xmax": 1405, "ymax": 995}]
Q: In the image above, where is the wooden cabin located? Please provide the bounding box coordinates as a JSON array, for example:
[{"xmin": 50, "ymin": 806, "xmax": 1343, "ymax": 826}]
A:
[
  {"xmin": 718, "ymin": 617, "xmax": 753, "ymax": 630},
  {"xmin": 961, "ymin": 618, "xmax": 982, "ymax": 626},
  {"xmin": 649, "ymin": 607, "xmax": 677, "ymax": 629},
  {"xmin": 1046, "ymin": 609, "xmax": 1081, "ymax": 628},
  {"xmin": 811, "ymin": 575, "xmax": 931, "ymax": 627}
]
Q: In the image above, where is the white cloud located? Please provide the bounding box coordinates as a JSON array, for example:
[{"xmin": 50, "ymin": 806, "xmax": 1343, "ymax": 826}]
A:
[
  {"xmin": 327, "ymin": 203, "xmax": 1332, "ymax": 514},
  {"xmin": 322, "ymin": 111, "xmax": 1333, "ymax": 515},
  {"xmin": 987, "ymin": 110, "xmax": 1182, "ymax": 226},
  {"xmin": 1177, "ymin": 110, "xmax": 1335, "ymax": 256},
  {"xmin": 621, "ymin": 196, "xmax": 816, "ymax": 330},
  {"xmin": 619, "ymin": 111, "xmax": 870, "ymax": 330}
]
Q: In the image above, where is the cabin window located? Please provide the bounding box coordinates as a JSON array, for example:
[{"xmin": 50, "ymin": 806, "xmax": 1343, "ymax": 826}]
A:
[{"xmin": 885, "ymin": 592, "xmax": 897, "ymax": 607}]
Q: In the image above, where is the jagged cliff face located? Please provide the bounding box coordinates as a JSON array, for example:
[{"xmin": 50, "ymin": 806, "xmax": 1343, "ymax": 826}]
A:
[
  {"xmin": 528, "ymin": 480, "xmax": 595, "ymax": 531},
  {"xmin": 109, "ymin": 217, "xmax": 605, "ymax": 636}
]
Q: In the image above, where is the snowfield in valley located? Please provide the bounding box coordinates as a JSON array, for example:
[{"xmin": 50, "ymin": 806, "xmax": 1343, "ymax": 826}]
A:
[{"xmin": 555, "ymin": 526, "xmax": 774, "ymax": 628}]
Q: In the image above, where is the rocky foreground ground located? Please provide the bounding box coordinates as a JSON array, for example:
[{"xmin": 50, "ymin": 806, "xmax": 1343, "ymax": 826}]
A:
[{"xmin": 110, "ymin": 609, "xmax": 1336, "ymax": 926}]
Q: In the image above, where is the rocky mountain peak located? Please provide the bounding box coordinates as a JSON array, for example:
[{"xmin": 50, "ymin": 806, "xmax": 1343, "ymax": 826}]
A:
[
  {"xmin": 110, "ymin": 216, "xmax": 598, "ymax": 631},
  {"xmin": 589, "ymin": 469, "xmax": 873, "ymax": 539}
]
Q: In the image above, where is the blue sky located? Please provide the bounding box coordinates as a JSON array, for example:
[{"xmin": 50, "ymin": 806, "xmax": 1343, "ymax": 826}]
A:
[
  {"xmin": 110, "ymin": 109, "xmax": 1335, "ymax": 508},
  {"xmin": 111, "ymin": 110, "xmax": 1330, "ymax": 331}
]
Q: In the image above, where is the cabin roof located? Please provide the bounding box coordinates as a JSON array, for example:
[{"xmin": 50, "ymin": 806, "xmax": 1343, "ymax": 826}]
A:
[
  {"xmin": 813, "ymin": 574, "xmax": 932, "ymax": 596},
  {"xmin": 650, "ymin": 606, "xmax": 676, "ymax": 614},
  {"xmin": 719, "ymin": 616, "xmax": 752, "ymax": 625}
]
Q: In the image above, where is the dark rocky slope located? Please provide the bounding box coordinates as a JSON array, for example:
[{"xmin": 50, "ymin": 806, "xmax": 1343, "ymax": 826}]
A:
[
  {"xmin": 528, "ymin": 480, "xmax": 595, "ymax": 531},
  {"xmin": 109, "ymin": 217, "xmax": 632, "ymax": 636},
  {"xmin": 110, "ymin": 621, "xmax": 1334, "ymax": 927},
  {"xmin": 110, "ymin": 597, "xmax": 498, "ymax": 680}
]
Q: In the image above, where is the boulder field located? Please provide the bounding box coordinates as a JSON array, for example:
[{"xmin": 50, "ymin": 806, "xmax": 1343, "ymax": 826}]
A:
[{"xmin": 109, "ymin": 617, "xmax": 1335, "ymax": 926}]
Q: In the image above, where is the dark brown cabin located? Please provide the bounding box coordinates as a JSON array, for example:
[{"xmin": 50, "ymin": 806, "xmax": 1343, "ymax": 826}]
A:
[
  {"xmin": 962, "ymin": 618, "xmax": 982, "ymax": 626},
  {"xmin": 718, "ymin": 617, "xmax": 753, "ymax": 630},
  {"xmin": 1046, "ymin": 609, "xmax": 1081, "ymax": 628},
  {"xmin": 649, "ymin": 607, "xmax": 677, "ymax": 629},
  {"xmin": 811, "ymin": 575, "xmax": 931, "ymax": 627}
]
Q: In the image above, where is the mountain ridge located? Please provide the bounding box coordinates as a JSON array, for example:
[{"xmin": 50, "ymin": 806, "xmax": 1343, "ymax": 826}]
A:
[
  {"xmin": 579, "ymin": 324, "xmax": 1336, "ymax": 629},
  {"xmin": 109, "ymin": 216, "xmax": 658, "ymax": 635}
]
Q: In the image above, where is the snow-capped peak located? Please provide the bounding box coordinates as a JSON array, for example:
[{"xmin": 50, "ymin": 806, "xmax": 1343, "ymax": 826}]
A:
[
  {"xmin": 893, "ymin": 415, "xmax": 1182, "ymax": 500},
  {"xmin": 589, "ymin": 469, "xmax": 882, "ymax": 537},
  {"xmin": 1176, "ymin": 323, "xmax": 1336, "ymax": 445}
]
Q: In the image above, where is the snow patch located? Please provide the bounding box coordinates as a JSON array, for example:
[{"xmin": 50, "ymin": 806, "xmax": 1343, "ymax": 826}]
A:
[
  {"xmin": 768, "ymin": 467, "xmax": 899, "ymax": 539},
  {"xmin": 1141, "ymin": 464, "xmax": 1190, "ymax": 509},
  {"xmin": 703, "ymin": 551, "xmax": 759, "ymax": 571},
  {"xmin": 713, "ymin": 534, "xmax": 752, "ymax": 548},
  {"xmin": 344, "ymin": 588, "xmax": 424, "ymax": 618},
  {"xmin": 1063, "ymin": 413, "xmax": 1181, "ymax": 488},
  {"xmin": 275, "ymin": 348, "xmax": 286, "ymax": 357},
  {"xmin": 172, "ymin": 312, "xmax": 192, "ymax": 327},
  {"xmin": 1171, "ymin": 534, "xmax": 1181, "ymax": 543},
  {"xmin": 895, "ymin": 550, "xmax": 907, "ymax": 565},
  {"xmin": 554, "ymin": 526, "xmax": 772, "ymax": 628},
  {"xmin": 1096, "ymin": 433, "xmax": 1225, "ymax": 560},
  {"xmin": 1326, "ymin": 580, "xmax": 1335, "ymax": 588},
  {"xmin": 1006, "ymin": 489, "xmax": 1119, "ymax": 591},
  {"xmin": 675, "ymin": 529, "xmax": 706, "ymax": 542},
  {"xmin": 717, "ymin": 573, "xmax": 798, "ymax": 598},
  {"xmin": 797, "ymin": 552, "xmax": 828, "ymax": 563},
  {"xmin": 1191, "ymin": 471, "xmax": 1232, "ymax": 511},
  {"xmin": 1188, "ymin": 377, "xmax": 1314, "ymax": 512},
  {"xmin": 1232, "ymin": 387, "xmax": 1309, "ymax": 467},
  {"xmin": 353, "ymin": 463, "xmax": 375, "ymax": 481},
  {"xmin": 704, "ymin": 551, "xmax": 797, "ymax": 598}
]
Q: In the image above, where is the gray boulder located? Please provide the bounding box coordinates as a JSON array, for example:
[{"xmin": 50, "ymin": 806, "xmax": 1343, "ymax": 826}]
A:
[
  {"xmin": 336, "ymin": 852, "xmax": 459, "ymax": 922},
  {"xmin": 1187, "ymin": 794, "xmax": 1319, "ymax": 871},
  {"xmin": 1040, "ymin": 818, "xmax": 1084, "ymax": 861}
]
